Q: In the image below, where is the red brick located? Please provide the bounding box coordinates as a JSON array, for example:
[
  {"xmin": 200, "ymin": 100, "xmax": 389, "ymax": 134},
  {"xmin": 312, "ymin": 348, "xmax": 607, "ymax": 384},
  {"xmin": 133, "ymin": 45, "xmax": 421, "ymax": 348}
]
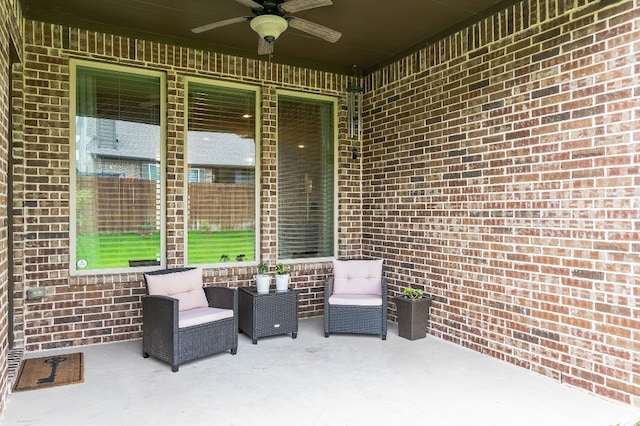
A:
[{"xmin": 6, "ymin": 0, "xmax": 640, "ymax": 412}]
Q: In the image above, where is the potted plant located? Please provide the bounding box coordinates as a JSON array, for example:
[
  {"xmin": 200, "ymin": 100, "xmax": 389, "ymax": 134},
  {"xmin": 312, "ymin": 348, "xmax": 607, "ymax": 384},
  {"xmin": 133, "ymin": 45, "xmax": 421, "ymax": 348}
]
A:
[
  {"xmin": 394, "ymin": 286, "xmax": 433, "ymax": 340},
  {"xmin": 274, "ymin": 263, "xmax": 290, "ymax": 292},
  {"xmin": 254, "ymin": 262, "xmax": 270, "ymax": 294}
]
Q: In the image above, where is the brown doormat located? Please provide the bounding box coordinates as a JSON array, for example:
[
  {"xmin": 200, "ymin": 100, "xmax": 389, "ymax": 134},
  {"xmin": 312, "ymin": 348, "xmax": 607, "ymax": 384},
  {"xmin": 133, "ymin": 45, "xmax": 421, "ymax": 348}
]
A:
[{"xmin": 12, "ymin": 352, "xmax": 84, "ymax": 392}]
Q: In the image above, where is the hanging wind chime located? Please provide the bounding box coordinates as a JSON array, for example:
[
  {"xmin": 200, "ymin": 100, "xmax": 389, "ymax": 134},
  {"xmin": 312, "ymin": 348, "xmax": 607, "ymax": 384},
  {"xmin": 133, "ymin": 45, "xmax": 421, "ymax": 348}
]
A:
[{"xmin": 346, "ymin": 65, "xmax": 363, "ymax": 140}]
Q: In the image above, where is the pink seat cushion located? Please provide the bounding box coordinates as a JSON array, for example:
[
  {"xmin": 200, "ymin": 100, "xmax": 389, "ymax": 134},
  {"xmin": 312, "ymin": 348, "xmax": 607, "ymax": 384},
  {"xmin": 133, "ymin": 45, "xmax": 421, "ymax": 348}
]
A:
[
  {"xmin": 328, "ymin": 294, "xmax": 382, "ymax": 306},
  {"xmin": 179, "ymin": 307, "xmax": 234, "ymax": 328},
  {"xmin": 333, "ymin": 259, "xmax": 383, "ymax": 295},
  {"xmin": 145, "ymin": 267, "xmax": 209, "ymax": 312}
]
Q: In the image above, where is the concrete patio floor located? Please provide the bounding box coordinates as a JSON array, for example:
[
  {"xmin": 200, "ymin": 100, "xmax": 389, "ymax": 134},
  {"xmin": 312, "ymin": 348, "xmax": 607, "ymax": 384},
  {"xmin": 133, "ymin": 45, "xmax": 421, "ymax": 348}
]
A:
[{"xmin": 1, "ymin": 317, "xmax": 639, "ymax": 426}]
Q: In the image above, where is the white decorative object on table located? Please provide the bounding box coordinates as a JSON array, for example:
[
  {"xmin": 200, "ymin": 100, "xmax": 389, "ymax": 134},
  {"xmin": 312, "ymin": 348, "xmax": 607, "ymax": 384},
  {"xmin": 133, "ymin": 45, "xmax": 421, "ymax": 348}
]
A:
[{"xmin": 255, "ymin": 262, "xmax": 270, "ymax": 294}]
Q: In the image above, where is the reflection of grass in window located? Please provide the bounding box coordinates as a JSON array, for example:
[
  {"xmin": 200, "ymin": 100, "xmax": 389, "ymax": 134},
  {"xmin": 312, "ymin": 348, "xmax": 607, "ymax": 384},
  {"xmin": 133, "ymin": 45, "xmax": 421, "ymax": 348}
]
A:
[
  {"xmin": 76, "ymin": 230, "xmax": 254, "ymax": 269},
  {"xmin": 76, "ymin": 233, "xmax": 161, "ymax": 269},
  {"xmin": 187, "ymin": 230, "xmax": 255, "ymax": 264}
]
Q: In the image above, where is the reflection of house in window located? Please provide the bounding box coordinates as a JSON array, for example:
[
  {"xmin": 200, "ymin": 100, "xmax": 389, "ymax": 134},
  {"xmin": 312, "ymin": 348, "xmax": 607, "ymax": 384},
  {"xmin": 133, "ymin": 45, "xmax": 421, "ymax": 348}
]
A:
[
  {"xmin": 142, "ymin": 163, "xmax": 160, "ymax": 181},
  {"xmin": 85, "ymin": 120, "xmax": 255, "ymax": 184},
  {"xmin": 188, "ymin": 168, "xmax": 205, "ymax": 183},
  {"xmin": 187, "ymin": 131, "xmax": 255, "ymax": 184},
  {"xmin": 85, "ymin": 120, "xmax": 161, "ymax": 178},
  {"xmin": 97, "ymin": 119, "xmax": 117, "ymax": 149},
  {"xmin": 186, "ymin": 131, "xmax": 256, "ymax": 243}
]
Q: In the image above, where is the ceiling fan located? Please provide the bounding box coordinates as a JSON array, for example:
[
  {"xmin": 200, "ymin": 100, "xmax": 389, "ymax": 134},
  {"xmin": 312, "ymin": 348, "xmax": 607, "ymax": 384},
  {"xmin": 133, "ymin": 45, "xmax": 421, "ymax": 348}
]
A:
[{"xmin": 191, "ymin": 0, "xmax": 342, "ymax": 55}]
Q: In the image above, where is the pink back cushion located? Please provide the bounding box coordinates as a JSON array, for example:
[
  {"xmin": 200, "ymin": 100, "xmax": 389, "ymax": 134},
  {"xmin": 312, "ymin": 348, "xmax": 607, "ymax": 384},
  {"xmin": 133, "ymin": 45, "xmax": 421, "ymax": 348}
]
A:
[
  {"xmin": 145, "ymin": 267, "xmax": 209, "ymax": 312},
  {"xmin": 332, "ymin": 259, "xmax": 383, "ymax": 295}
]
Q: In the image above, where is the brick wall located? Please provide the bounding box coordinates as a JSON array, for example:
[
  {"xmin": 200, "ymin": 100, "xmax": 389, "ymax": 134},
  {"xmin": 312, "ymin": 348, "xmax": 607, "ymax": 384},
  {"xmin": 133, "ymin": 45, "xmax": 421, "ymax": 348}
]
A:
[
  {"xmin": 1, "ymin": 0, "xmax": 23, "ymax": 413},
  {"xmin": 0, "ymin": 2, "xmax": 9, "ymax": 414},
  {"xmin": 15, "ymin": 21, "xmax": 359, "ymax": 351},
  {"xmin": 9, "ymin": 0, "xmax": 640, "ymax": 411},
  {"xmin": 362, "ymin": 0, "xmax": 639, "ymax": 406}
]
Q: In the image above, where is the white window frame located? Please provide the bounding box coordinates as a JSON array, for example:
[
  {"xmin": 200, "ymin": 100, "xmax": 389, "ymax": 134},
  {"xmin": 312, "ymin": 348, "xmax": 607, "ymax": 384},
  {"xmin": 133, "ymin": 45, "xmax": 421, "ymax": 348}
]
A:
[
  {"xmin": 276, "ymin": 90, "xmax": 338, "ymax": 264},
  {"xmin": 69, "ymin": 59, "xmax": 167, "ymax": 275},
  {"xmin": 187, "ymin": 168, "xmax": 205, "ymax": 183},
  {"xmin": 183, "ymin": 77, "xmax": 261, "ymax": 268},
  {"xmin": 143, "ymin": 163, "xmax": 161, "ymax": 181}
]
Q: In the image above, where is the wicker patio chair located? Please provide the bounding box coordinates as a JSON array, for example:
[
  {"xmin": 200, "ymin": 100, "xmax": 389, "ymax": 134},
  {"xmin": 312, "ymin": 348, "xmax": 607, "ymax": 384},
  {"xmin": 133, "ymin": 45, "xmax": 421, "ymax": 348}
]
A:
[
  {"xmin": 142, "ymin": 267, "xmax": 238, "ymax": 372},
  {"xmin": 324, "ymin": 258, "xmax": 387, "ymax": 340}
]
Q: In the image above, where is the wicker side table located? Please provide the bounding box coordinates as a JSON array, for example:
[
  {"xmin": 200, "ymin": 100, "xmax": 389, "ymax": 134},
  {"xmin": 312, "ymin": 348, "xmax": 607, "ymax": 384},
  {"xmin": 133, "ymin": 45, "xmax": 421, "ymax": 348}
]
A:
[{"xmin": 238, "ymin": 287, "xmax": 299, "ymax": 344}]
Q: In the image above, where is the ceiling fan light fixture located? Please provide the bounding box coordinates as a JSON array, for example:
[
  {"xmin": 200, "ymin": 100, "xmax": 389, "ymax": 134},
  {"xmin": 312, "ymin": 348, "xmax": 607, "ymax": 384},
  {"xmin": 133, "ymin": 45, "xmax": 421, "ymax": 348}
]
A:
[{"xmin": 250, "ymin": 15, "xmax": 288, "ymax": 42}]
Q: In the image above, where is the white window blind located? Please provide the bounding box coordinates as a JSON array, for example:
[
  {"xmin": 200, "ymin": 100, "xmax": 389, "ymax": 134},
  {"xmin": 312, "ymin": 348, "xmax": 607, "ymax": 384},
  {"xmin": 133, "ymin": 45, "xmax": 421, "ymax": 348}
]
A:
[
  {"xmin": 186, "ymin": 81, "xmax": 257, "ymax": 265},
  {"xmin": 73, "ymin": 64, "xmax": 163, "ymax": 271},
  {"xmin": 277, "ymin": 95, "xmax": 335, "ymax": 259}
]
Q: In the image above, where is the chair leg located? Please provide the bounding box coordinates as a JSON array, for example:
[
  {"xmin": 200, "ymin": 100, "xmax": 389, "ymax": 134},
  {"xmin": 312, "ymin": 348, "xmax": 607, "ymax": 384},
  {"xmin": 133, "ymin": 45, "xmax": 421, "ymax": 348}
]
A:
[
  {"xmin": 382, "ymin": 333, "xmax": 387, "ymax": 340},
  {"xmin": 325, "ymin": 332, "xmax": 329, "ymax": 338},
  {"xmin": 171, "ymin": 364, "xmax": 179, "ymax": 372},
  {"xmin": 231, "ymin": 347, "xmax": 237, "ymax": 355},
  {"xmin": 143, "ymin": 351, "xmax": 149, "ymax": 358}
]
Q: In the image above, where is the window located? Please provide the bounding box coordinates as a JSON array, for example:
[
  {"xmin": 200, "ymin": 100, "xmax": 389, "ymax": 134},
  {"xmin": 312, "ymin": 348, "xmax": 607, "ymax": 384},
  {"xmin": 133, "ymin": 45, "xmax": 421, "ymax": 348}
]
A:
[
  {"xmin": 71, "ymin": 61, "xmax": 166, "ymax": 272},
  {"xmin": 277, "ymin": 93, "xmax": 336, "ymax": 259},
  {"xmin": 142, "ymin": 163, "xmax": 160, "ymax": 181},
  {"xmin": 185, "ymin": 79, "xmax": 259, "ymax": 265},
  {"xmin": 187, "ymin": 168, "xmax": 205, "ymax": 183}
]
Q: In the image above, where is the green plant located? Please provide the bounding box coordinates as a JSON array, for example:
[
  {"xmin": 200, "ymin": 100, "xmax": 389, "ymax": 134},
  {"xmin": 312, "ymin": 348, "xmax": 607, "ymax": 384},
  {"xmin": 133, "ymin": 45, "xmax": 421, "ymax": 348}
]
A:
[
  {"xmin": 187, "ymin": 229, "xmax": 254, "ymax": 264},
  {"xmin": 403, "ymin": 287, "xmax": 424, "ymax": 300},
  {"xmin": 257, "ymin": 262, "xmax": 269, "ymax": 275},
  {"xmin": 140, "ymin": 221, "xmax": 155, "ymax": 236},
  {"xmin": 275, "ymin": 263, "xmax": 288, "ymax": 275}
]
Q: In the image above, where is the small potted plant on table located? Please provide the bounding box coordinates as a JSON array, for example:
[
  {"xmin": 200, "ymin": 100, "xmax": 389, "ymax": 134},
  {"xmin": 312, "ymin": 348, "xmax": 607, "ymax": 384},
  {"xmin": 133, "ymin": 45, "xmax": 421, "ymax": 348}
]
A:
[
  {"xmin": 394, "ymin": 286, "xmax": 433, "ymax": 340},
  {"xmin": 254, "ymin": 262, "xmax": 270, "ymax": 294},
  {"xmin": 275, "ymin": 263, "xmax": 290, "ymax": 292}
]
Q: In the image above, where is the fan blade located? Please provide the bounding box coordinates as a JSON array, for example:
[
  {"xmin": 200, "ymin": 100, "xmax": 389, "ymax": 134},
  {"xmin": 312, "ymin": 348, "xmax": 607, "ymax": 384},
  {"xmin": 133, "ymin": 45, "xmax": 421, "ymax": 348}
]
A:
[
  {"xmin": 191, "ymin": 16, "xmax": 250, "ymax": 34},
  {"xmin": 233, "ymin": 0, "xmax": 263, "ymax": 9},
  {"xmin": 280, "ymin": 0, "xmax": 332, "ymax": 14},
  {"xmin": 258, "ymin": 37, "xmax": 274, "ymax": 55},
  {"xmin": 288, "ymin": 17, "xmax": 341, "ymax": 43}
]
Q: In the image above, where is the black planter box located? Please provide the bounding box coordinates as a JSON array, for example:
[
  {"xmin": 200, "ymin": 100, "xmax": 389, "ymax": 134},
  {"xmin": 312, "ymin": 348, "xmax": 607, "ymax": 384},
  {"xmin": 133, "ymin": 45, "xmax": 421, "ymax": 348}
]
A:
[{"xmin": 395, "ymin": 295, "xmax": 432, "ymax": 340}]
